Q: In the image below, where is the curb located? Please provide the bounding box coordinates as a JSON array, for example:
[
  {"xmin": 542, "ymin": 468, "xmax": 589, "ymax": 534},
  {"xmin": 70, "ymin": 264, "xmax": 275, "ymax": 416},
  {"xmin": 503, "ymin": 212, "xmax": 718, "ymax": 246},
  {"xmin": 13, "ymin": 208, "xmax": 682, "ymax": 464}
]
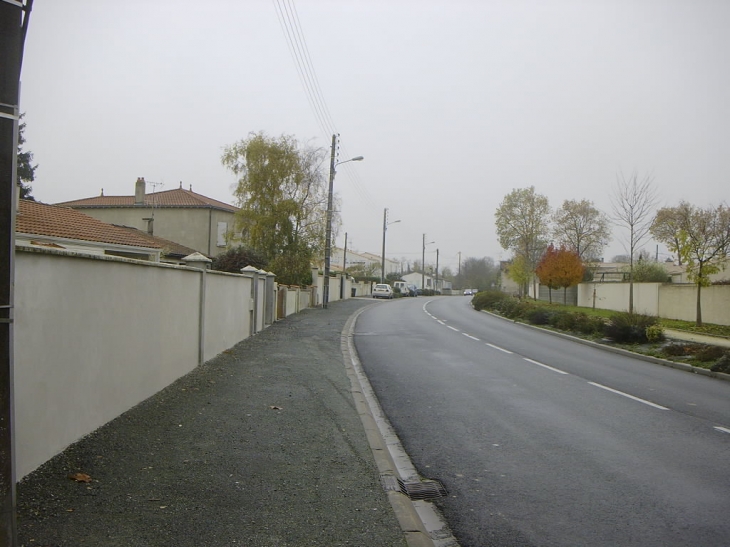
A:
[
  {"xmin": 341, "ymin": 305, "xmax": 459, "ymax": 547},
  {"xmin": 476, "ymin": 308, "xmax": 730, "ymax": 383}
]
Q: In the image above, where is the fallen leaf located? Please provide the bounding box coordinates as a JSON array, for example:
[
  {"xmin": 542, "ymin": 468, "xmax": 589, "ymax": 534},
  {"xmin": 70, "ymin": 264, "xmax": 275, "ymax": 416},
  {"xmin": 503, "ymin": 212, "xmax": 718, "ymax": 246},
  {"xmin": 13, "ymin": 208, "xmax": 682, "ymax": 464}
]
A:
[
  {"xmin": 269, "ymin": 405, "xmax": 283, "ymax": 410},
  {"xmin": 67, "ymin": 472, "xmax": 92, "ymax": 483}
]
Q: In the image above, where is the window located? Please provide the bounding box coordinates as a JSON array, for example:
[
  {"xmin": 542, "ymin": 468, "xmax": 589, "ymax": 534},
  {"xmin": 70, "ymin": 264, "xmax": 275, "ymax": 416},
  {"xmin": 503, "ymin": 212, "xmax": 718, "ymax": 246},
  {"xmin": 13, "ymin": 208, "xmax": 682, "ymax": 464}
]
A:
[{"xmin": 217, "ymin": 222, "xmax": 228, "ymax": 247}]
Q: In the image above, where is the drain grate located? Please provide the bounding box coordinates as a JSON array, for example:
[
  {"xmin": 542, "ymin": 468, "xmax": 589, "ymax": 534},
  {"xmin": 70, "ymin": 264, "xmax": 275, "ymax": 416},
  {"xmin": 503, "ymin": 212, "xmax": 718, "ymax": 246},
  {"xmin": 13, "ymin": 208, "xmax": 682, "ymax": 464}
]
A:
[{"xmin": 381, "ymin": 475, "xmax": 447, "ymax": 501}]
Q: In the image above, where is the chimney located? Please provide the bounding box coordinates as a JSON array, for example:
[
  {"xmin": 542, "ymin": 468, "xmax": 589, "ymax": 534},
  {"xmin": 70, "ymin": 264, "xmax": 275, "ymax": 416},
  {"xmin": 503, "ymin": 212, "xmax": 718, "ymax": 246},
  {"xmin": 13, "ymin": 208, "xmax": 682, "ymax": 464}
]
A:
[{"xmin": 135, "ymin": 177, "xmax": 146, "ymax": 205}]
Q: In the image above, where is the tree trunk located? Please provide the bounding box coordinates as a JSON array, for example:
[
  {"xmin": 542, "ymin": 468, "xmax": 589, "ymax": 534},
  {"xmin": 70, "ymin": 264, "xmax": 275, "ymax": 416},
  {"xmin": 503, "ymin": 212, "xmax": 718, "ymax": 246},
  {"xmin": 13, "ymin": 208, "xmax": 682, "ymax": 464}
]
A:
[
  {"xmin": 696, "ymin": 262, "xmax": 703, "ymax": 326},
  {"xmin": 548, "ymin": 287, "xmax": 552, "ymax": 304}
]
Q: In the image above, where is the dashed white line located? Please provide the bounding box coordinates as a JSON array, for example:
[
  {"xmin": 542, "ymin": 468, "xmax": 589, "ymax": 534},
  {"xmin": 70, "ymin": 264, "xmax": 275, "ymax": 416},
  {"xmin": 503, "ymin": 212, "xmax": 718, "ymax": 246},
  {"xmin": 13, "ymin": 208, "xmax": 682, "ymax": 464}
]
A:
[
  {"xmin": 714, "ymin": 426, "xmax": 730, "ymax": 434},
  {"xmin": 486, "ymin": 343, "xmax": 512, "ymax": 354},
  {"xmin": 588, "ymin": 382, "xmax": 669, "ymax": 410},
  {"xmin": 447, "ymin": 326, "xmax": 459, "ymax": 332},
  {"xmin": 463, "ymin": 333, "xmax": 480, "ymax": 341},
  {"xmin": 437, "ymin": 320, "xmax": 445, "ymax": 325},
  {"xmin": 523, "ymin": 358, "xmax": 568, "ymax": 375}
]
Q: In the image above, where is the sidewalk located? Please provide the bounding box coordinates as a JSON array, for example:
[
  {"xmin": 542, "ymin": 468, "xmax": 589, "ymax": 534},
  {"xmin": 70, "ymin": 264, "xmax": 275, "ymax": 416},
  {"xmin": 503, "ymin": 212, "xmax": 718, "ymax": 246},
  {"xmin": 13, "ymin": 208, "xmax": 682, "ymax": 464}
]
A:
[
  {"xmin": 17, "ymin": 299, "xmax": 408, "ymax": 547},
  {"xmin": 664, "ymin": 328, "xmax": 730, "ymax": 348}
]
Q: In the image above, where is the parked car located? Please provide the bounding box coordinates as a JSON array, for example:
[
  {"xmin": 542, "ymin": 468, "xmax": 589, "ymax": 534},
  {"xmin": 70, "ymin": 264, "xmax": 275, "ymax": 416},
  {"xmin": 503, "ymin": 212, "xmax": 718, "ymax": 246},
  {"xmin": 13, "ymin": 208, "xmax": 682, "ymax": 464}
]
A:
[
  {"xmin": 372, "ymin": 284, "xmax": 394, "ymax": 299},
  {"xmin": 406, "ymin": 284, "xmax": 418, "ymax": 297},
  {"xmin": 392, "ymin": 281, "xmax": 408, "ymax": 296},
  {"xmin": 463, "ymin": 289, "xmax": 473, "ymax": 296}
]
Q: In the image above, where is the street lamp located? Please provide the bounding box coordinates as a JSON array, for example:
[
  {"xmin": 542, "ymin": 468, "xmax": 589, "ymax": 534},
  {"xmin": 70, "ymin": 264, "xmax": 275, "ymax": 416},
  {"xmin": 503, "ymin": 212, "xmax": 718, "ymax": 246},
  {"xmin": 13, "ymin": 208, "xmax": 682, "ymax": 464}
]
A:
[
  {"xmin": 422, "ymin": 233, "xmax": 435, "ymax": 291},
  {"xmin": 381, "ymin": 208, "xmax": 400, "ymax": 283},
  {"xmin": 323, "ymin": 134, "xmax": 363, "ymax": 309}
]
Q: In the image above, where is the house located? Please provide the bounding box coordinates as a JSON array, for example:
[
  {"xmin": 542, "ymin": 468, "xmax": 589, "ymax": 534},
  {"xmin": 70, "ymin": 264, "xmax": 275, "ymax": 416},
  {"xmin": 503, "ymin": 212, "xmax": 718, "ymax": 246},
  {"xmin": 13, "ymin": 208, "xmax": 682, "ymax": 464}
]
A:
[
  {"xmin": 401, "ymin": 271, "xmax": 451, "ymax": 292},
  {"xmin": 328, "ymin": 248, "xmax": 400, "ymax": 276},
  {"xmin": 16, "ymin": 199, "xmax": 163, "ymax": 261},
  {"xmin": 56, "ymin": 178, "xmax": 239, "ymax": 256}
]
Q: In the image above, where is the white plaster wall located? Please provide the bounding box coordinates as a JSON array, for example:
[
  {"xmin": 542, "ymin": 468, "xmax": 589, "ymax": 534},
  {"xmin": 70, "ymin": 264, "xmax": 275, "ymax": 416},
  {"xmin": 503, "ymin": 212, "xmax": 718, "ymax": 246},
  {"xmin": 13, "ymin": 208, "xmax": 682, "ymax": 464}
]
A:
[
  {"xmin": 576, "ymin": 283, "xmax": 660, "ymax": 315},
  {"xmin": 203, "ymin": 271, "xmax": 250, "ymax": 361},
  {"xmin": 14, "ymin": 251, "xmax": 200, "ymax": 478},
  {"xmin": 658, "ymin": 284, "xmax": 730, "ymax": 326},
  {"xmin": 286, "ymin": 289, "xmax": 298, "ymax": 317}
]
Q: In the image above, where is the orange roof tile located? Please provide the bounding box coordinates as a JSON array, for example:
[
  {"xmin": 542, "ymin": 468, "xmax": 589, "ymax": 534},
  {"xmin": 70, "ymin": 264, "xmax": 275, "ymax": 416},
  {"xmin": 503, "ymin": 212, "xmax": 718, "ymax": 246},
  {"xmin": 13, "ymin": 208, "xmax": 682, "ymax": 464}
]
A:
[
  {"xmin": 56, "ymin": 188, "xmax": 238, "ymax": 213},
  {"xmin": 17, "ymin": 200, "xmax": 162, "ymax": 249},
  {"xmin": 111, "ymin": 225, "xmax": 199, "ymax": 258}
]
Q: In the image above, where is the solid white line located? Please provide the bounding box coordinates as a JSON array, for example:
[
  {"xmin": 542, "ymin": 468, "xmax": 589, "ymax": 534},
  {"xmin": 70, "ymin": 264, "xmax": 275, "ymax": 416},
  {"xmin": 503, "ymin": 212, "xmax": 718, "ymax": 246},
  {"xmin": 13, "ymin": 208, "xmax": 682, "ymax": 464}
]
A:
[
  {"xmin": 486, "ymin": 343, "xmax": 512, "ymax": 354},
  {"xmin": 714, "ymin": 426, "xmax": 730, "ymax": 434},
  {"xmin": 447, "ymin": 326, "xmax": 459, "ymax": 332},
  {"xmin": 437, "ymin": 320, "xmax": 445, "ymax": 325},
  {"xmin": 463, "ymin": 333, "xmax": 480, "ymax": 341},
  {"xmin": 588, "ymin": 382, "xmax": 669, "ymax": 410},
  {"xmin": 523, "ymin": 358, "xmax": 568, "ymax": 375}
]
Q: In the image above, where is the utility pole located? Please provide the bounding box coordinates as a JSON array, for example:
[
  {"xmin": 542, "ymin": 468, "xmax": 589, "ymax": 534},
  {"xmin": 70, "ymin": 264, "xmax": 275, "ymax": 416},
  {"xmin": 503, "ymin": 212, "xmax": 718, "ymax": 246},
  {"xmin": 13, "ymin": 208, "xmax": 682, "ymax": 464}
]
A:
[
  {"xmin": 381, "ymin": 209, "xmax": 387, "ymax": 283},
  {"xmin": 340, "ymin": 232, "xmax": 347, "ymax": 300},
  {"xmin": 322, "ymin": 134, "xmax": 337, "ymax": 309},
  {"xmin": 1, "ymin": 2, "xmax": 32, "ymax": 545},
  {"xmin": 435, "ymin": 248, "xmax": 439, "ymax": 293},
  {"xmin": 458, "ymin": 251, "xmax": 461, "ymax": 283},
  {"xmin": 421, "ymin": 234, "xmax": 425, "ymax": 291}
]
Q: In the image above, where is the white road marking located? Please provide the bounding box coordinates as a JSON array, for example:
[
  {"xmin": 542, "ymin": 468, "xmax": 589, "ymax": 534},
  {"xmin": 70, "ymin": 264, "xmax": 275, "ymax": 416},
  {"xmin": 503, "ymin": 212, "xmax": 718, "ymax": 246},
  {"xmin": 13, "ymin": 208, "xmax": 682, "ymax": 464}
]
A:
[
  {"xmin": 437, "ymin": 320, "xmax": 445, "ymax": 325},
  {"xmin": 714, "ymin": 426, "xmax": 730, "ymax": 434},
  {"xmin": 486, "ymin": 343, "xmax": 512, "ymax": 354},
  {"xmin": 588, "ymin": 382, "xmax": 669, "ymax": 410},
  {"xmin": 463, "ymin": 333, "xmax": 480, "ymax": 341},
  {"xmin": 523, "ymin": 358, "xmax": 568, "ymax": 375},
  {"xmin": 447, "ymin": 326, "xmax": 459, "ymax": 332}
]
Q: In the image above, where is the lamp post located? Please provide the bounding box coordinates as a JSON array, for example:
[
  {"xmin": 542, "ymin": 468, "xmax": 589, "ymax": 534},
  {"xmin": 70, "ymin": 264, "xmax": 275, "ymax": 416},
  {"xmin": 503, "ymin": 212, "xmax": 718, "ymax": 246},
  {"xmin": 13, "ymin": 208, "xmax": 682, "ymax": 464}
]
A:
[
  {"xmin": 380, "ymin": 208, "xmax": 400, "ymax": 283},
  {"xmin": 422, "ymin": 233, "xmax": 435, "ymax": 291},
  {"xmin": 323, "ymin": 134, "xmax": 363, "ymax": 309}
]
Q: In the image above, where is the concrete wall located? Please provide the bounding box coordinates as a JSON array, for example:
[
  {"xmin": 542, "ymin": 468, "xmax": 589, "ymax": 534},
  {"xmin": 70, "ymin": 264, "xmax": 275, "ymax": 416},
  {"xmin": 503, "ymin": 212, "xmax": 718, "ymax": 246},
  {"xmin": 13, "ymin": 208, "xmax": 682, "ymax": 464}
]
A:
[
  {"xmin": 14, "ymin": 247, "xmax": 281, "ymax": 479},
  {"xmin": 576, "ymin": 282, "xmax": 729, "ymax": 325},
  {"xmin": 658, "ymin": 284, "xmax": 730, "ymax": 325}
]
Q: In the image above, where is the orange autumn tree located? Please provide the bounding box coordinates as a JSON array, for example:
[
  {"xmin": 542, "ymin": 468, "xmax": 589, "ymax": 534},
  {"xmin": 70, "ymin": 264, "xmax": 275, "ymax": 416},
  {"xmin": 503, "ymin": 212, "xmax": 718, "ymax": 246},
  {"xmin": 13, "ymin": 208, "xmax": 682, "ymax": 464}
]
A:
[{"xmin": 535, "ymin": 244, "xmax": 585, "ymax": 304}]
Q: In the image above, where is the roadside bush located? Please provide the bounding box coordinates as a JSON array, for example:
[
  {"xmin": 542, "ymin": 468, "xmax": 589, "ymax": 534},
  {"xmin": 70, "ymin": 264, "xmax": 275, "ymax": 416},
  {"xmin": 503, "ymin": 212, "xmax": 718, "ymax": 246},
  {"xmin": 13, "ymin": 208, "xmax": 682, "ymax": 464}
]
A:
[
  {"xmin": 527, "ymin": 308, "xmax": 552, "ymax": 325},
  {"xmin": 573, "ymin": 313, "xmax": 606, "ymax": 335},
  {"xmin": 710, "ymin": 354, "xmax": 730, "ymax": 373},
  {"xmin": 471, "ymin": 290, "xmax": 509, "ymax": 311},
  {"xmin": 645, "ymin": 324, "xmax": 665, "ymax": 342},
  {"xmin": 662, "ymin": 343, "xmax": 689, "ymax": 356},
  {"xmin": 496, "ymin": 298, "xmax": 528, "ymax": 319},
  {"xmin": 548, "ymin": 310, "xmax": 576, "ymax": 331},
  {"xmin": 695, "ymin": 345, "xmax": 726, "ymax": 362},
  {"xmin": 604, "ymin": 312, "xmax": 659, "ymax": 343}
]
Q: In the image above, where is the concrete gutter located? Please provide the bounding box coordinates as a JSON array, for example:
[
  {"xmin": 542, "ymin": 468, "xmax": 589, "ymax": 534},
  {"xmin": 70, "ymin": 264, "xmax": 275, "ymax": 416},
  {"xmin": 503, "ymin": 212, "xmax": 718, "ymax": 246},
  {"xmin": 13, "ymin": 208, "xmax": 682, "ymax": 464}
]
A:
[{"xmin": 477, "ymin": 309, "xmax": 730, "ymax": 383}]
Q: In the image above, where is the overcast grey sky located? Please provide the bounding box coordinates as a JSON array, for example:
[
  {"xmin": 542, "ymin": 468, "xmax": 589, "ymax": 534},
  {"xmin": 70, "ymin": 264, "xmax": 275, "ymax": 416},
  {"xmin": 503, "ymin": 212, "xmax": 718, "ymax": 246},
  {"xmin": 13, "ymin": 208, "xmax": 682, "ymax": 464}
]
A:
[{"xmin": 19, "ymin": 1, "xmax": 730, "ymax": 271}]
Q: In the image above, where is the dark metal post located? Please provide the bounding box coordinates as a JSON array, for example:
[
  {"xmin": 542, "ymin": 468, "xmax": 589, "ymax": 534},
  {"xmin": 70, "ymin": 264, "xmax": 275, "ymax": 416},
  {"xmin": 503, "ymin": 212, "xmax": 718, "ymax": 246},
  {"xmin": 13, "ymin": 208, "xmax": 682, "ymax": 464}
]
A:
[
  {"xmin": 380, "ymin": 208, "xmax": 387, "ymax": 283},
  {"xmin": 1, "ymin": 1, "xmax": 28, "ymax": 544}
]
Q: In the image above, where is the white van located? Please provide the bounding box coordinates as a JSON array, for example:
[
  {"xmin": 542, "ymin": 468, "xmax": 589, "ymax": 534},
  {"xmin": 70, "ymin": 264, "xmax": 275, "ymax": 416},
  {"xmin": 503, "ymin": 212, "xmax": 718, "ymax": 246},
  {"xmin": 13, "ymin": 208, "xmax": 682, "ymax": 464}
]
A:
[{"xmin": 393, "ymin": 281, "xmax": 408, "ymax": 296}]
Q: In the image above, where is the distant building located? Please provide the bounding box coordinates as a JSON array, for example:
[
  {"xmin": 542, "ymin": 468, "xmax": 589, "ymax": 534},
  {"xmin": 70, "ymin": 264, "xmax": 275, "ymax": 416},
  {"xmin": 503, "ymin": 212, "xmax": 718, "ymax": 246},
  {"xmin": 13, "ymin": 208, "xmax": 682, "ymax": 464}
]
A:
[{"xmin": 57, "ymin": 178, "xmax": 239, "ymax": 256}]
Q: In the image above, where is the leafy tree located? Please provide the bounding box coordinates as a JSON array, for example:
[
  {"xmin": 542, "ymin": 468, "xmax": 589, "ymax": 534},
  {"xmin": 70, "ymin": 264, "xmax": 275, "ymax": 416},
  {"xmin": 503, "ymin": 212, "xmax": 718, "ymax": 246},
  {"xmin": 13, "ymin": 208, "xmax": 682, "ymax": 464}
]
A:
[
  {"xmin": 211, "ymin": 246, "xmax": 268, "ymax": 273},
  {"xmin": 17, "ymin": 114, "xmax": 37, "ymax": 200},
  {"xmin": 506, "ymin": 255, "xmax": 531, "ymax": 298},
  {"xmin": 221, "ymin": 132, "xmax": 331, "ymax": 285},
  {"xmin": 457, "ymin": 257, "xmax": 499, "ymax": 291},
  {"xmin": 535, "ymin": 244, "xmax": 584, "ymax": 304},
  {"xmin": 653, "ymin": 202, "xmax": 730, "ymax": 325},
  {"xmin": 650, "ymin": 204, "xmax": 692, "ymax": 265},
  {"xmin": 552, "ymin": 199, "xmax": 610, "ymax": 260},
  {"xmin": 495, "ymin": 187, "xmax": 551, "ymax": 299},
  {"xmin": 610, "ymin": 171, "xmax": 658, "ymax": 313},
  {"xmin": 628, "ymin": 260, "xmax": 668, "ymax": 282}
]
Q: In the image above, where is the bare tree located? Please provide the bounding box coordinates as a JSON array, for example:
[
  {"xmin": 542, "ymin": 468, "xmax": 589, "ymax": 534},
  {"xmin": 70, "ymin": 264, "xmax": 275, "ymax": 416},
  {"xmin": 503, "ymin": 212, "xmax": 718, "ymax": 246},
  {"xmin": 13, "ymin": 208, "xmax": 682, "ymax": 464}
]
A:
[
  {"xmin": 552, "ymin": 199, "xmax": 611, "ymax": 261},
  {"xmin": 610, "ymin": 171, "xmax": 658, "ymax": 313}
]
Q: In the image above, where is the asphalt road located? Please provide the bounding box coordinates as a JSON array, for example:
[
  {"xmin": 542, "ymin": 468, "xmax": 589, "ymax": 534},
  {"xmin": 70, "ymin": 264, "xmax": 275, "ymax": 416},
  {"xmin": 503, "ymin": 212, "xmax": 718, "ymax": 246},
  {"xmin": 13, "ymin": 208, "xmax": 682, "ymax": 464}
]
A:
[{"xmin": 354, "ymin": 296, "xmax": 730, "ymax": 547}]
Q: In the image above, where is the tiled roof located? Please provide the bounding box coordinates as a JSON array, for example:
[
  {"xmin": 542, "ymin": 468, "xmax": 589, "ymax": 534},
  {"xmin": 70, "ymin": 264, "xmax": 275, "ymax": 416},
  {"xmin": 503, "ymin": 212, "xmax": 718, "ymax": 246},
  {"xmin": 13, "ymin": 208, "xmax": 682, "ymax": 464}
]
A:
[
  {"xmin": 111, "ymin": 225, "xmax": 199, "ymax": 258},
  {"xmin": 17, "ymin": 200, "xmax": 162, "ymax": 249},
  {"xmin": 56, "ymin": 188, "xmax": 238, "ymax": 213}
]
